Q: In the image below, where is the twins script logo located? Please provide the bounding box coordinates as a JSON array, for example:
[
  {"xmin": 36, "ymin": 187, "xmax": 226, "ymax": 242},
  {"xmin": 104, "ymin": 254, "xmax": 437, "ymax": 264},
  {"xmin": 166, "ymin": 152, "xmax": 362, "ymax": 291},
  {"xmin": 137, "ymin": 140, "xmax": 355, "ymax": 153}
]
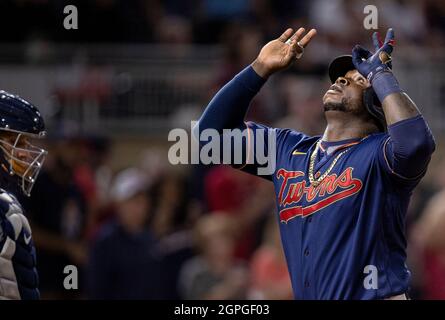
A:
[{"xmin": 277, "ymin": 167, "xmax": 362, "ymax": 223}]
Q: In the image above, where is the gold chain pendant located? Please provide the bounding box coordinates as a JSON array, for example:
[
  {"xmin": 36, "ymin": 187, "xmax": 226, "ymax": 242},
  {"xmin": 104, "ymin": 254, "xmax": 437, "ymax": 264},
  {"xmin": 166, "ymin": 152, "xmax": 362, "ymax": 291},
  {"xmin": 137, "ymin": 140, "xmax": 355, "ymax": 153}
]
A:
[{"xmin": 308, "ymin": 140, "xmax": 351, "ymax": 187}]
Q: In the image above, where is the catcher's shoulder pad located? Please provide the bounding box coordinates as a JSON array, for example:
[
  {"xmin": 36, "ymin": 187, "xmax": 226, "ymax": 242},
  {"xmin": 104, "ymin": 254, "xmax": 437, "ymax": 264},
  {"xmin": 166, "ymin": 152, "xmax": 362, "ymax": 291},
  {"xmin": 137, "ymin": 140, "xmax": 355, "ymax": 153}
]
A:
[{"xmin": 0, "ymin": 189, "xmax": 23, "ymax": 217}]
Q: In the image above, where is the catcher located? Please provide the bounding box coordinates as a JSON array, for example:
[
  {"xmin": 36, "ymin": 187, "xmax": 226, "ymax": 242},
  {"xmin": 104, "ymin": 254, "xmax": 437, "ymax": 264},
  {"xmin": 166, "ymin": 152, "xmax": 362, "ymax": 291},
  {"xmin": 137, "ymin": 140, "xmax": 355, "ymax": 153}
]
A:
[{"xmin": 0, "ymin": 91, "xmax": 47, "ymax": 300}]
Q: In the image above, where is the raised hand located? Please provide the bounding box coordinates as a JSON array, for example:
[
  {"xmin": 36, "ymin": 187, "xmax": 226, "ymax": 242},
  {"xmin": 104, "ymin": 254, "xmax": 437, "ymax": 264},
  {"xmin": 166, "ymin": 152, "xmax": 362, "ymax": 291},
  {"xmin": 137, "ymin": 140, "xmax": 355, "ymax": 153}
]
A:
[
  {"xmin": 252, "ymin": 27, "xmax": 317, "ymax": 78},
  {"xmin": 352, "ymin": 28, "xmax": 395, "ymax": 82},
  {"xmin": 371, "ymin": 30, "xmax": 393, "ymax": 69}
]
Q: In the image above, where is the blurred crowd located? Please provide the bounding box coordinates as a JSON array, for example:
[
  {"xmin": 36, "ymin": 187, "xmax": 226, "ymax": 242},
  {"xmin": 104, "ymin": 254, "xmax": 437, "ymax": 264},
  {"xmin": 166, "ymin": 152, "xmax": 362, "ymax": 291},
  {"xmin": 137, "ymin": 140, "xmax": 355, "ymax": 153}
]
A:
[
  {"xmin": 0, "ymin": 0, "xmax": 444, "ymax": 68},
  {"xmin": 22, "ymin": 136, "xmax": 292, "ymax": 299},
  {"xmin": 1, "ymin": 0, "xmax": 444, "ymax": 48},
  {"xmin": 1, "ymin": 0, "xmax": 444, "ymax": 300}
]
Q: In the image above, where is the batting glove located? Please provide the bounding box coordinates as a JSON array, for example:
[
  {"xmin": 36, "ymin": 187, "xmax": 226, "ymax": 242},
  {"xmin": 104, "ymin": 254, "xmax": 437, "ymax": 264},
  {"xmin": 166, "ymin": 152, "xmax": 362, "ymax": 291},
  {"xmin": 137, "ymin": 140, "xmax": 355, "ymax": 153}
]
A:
[
  {"xmin": 352, "ymin": 28, "xmax": 394, "ymax": 81},
  {"xmin": 352, "ymin": 28, "xmax": 402, "ymax": 102}
]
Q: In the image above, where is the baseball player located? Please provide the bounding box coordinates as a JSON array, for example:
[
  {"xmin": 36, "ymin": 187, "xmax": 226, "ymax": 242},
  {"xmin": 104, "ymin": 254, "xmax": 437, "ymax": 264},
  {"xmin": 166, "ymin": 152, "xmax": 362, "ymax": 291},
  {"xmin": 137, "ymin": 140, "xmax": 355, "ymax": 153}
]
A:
[
  {"xmin": 0, "ymin": 91, "xmax": 47, "ymax": 299},
  {"xmin": 194, "ymin": 27, "xmax": 436, "ymax": 299}
]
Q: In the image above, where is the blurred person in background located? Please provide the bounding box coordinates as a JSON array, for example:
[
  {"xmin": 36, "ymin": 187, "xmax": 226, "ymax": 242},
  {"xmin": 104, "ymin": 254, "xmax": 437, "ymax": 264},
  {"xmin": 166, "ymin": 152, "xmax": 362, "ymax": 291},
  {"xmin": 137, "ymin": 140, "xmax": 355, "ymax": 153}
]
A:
[
  {"xmin": 204, "ymin": 167, "xmax": 275, "ymax": 260},
  {"xmin": 404, "ymin": 150, "xmax": 445, "ymax": 298},
  {"xmin": 411, "ymin": 188, "xmax": 445, "ymax": 299},
  {"xmin": 151, "ymin": 171, "xmax": 197, "ymax": 299},
  {"xmin": 178, "ymin": 213, "xmax": 248, "ymax": 299},
  {"xmin": 25, "ymin": 137, "xmax": 87, "ymax": 299},
  {"xmin": 86, "ymin": 167, "xmax": 164, "ymax": 299},
  {"xmin": 248, "ymin": 216, "xmax": 293, "ymax": 300},
  {"xmin": 72, "ymin": 137, "xmax": 114, "ymax": 240}
]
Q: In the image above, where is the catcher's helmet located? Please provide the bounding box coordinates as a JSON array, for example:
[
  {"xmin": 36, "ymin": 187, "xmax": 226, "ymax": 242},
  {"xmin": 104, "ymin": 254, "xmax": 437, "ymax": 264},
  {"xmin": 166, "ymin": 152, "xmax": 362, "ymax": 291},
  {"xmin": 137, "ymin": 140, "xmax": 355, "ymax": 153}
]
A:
[
  {"xmin": 328, "ymin": 55, "xmax": 386, "ymax": 131},
  {"xmin": 0, "ymin": 90, "xmax": 47, "ymax": 196}
]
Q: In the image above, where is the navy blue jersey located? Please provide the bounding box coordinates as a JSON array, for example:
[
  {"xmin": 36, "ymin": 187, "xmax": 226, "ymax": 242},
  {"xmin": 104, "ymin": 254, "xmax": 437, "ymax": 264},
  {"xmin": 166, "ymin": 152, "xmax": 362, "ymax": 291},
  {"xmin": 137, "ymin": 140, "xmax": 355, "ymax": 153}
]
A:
[
  {"xmin": 238, "ymin": 121, "xmax": 424, "ymax": 299},
  {"xmin": 196, "ymin": 65, "xmax": 435, "ymax": 300}
]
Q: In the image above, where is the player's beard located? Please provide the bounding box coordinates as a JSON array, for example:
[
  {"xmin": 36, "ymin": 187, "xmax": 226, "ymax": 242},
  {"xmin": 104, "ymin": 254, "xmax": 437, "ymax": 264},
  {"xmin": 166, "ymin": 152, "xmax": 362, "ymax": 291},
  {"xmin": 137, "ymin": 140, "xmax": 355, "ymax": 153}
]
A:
[
  {"xmin": 323, "ymin": 97, "xmax": 362, "ymax": 115},
  {"xmin": 323, "ymin": 101, "xmax": 347, "ymax": 112},
  {"xmin": 323, "ymin": 98, "xmax": 348, "ymax": 112}
]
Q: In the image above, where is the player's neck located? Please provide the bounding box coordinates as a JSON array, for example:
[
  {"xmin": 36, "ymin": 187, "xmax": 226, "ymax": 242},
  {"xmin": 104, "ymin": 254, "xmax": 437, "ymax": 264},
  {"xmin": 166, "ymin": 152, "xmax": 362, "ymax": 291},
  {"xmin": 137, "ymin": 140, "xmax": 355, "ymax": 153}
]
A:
[{"xmin": 322, "ymin": 118, "xmax": 379, "ymax": 142}]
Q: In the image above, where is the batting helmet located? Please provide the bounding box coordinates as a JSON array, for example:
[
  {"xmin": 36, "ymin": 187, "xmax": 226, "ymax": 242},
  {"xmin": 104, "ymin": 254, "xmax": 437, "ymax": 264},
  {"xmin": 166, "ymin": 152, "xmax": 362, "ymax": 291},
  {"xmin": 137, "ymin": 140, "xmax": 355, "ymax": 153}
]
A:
[{"xmin": 328, "ymin": 55, "xmax": 386, "ymax": 131}]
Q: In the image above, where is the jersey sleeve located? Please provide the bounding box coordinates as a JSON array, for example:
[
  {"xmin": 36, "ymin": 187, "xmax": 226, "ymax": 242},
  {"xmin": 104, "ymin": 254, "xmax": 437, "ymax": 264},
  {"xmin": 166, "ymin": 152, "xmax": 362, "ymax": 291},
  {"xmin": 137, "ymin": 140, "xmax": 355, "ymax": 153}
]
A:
[
  {"xmin": 231, "ymin": 121, "xmax": 312, "ymax": 180},
  {"xmin": 375, "ymin": 136, "xmax": 421, "ymax": 191},
  {"xmin": 375, "ymin": 115, "xmax": 435, "ymax": 192}
]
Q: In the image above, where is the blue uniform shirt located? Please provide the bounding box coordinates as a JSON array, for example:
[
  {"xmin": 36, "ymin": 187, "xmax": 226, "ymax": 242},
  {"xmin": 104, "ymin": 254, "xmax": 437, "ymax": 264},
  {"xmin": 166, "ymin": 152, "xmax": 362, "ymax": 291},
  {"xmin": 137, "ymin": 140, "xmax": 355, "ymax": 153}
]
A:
[
  {"xmin": 196, "ymin": 65, "xmax": 435, "ymax": 300},
  {"xmin": 240, "ymin": 122, "xmax": 422, "ymax": 299}
]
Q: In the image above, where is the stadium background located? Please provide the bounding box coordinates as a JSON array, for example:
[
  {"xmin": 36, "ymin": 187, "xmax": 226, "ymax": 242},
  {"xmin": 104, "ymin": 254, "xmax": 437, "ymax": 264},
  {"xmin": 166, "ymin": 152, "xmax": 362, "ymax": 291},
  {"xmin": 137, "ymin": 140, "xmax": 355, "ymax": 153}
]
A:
[{"xmin": 1, "ymin": 0, "xmax": 444, "ymax": 299}]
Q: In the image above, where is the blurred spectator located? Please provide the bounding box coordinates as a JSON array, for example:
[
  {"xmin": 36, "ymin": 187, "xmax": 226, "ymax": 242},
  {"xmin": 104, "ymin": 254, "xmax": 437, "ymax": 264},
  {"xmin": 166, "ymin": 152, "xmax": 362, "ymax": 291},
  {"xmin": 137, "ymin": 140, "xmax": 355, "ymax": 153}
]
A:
[
  {"xmin": 153, "ymin": 173, "xmax": 198, "ymax": 299},
  {"xmin": 179, "ymin": 214, "xmax": 248, "ymax": 299},
  {"xmin": 204, "ymin": 166, "xmax": 252, "ymax": 213},
  {"xmin": 0, "ymin": 0, "xmax": 441, "ymax": 52},
  {"xmin": 412, "ymin": 190, "xmax": 445, "ymax": 299},
  {"xmin": 150, "ymin": 171, "xmax": 194, "ymax": 238},
  {"xmin": 248, "ymin": 216, "xmax": 293, "ymax": 300},
  {"xmin": 86, "ymin": 168, "xmax": 164, "ymax": 299},
  {"xmin": 204, "ymin": 166, "xmax": 274, "ymax": 260},
  {"xmin": 24, "ymin": 138, "xmax": 87, "ymax": 299},
  {"xmin": 72, "ymin": 137, "xmax": 114, "ymax": 240}
]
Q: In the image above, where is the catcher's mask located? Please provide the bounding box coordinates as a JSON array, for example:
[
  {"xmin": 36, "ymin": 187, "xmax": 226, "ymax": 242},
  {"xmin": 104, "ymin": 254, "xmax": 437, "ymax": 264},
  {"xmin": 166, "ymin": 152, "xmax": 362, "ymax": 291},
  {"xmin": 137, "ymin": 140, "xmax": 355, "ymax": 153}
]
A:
[
  {"xmin": 328, "ymin": 55, "xmax": 386, "ymax": 131},
  {"xmin": 0, "ymin": 90, "xmax": 47, "ymax": 196},
  {"xmin": 0, "ymin": 130, "xmax": 46, "ymax": 196}
]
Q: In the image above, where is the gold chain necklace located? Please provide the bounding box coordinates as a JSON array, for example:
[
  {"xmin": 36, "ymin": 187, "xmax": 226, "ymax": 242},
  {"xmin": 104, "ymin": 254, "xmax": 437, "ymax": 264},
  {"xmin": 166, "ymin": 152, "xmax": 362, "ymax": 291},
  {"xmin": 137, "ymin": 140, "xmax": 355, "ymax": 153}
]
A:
[{"xmin": 308, "ymin": 140, "xmax": 352, "ymax": 187}]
